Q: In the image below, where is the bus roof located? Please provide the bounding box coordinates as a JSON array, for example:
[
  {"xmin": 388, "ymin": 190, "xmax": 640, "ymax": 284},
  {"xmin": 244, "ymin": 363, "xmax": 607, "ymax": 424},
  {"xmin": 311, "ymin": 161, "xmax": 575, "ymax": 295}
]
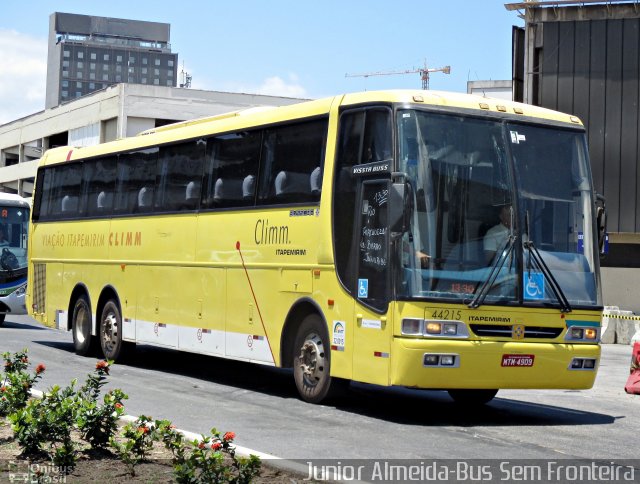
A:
[
  {"xmin": 0, "ymin": 193, "xmax": 31, "ymax": 208},
  {"xmin": 38, "ymin": 89, "xmax": 583, "ymax": 167}
]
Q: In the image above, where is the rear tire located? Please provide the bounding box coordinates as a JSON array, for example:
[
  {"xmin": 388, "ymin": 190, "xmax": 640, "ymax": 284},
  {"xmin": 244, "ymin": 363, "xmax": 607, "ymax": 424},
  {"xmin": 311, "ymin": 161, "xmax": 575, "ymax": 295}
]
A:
[
  {"xmin": 72, "ymin": 295, "xmax": 96, "ymax": 356},
  {"xmin": 0, "ymin": 313, "xmax": 5, "ymax": 326},
  {"xmin": 448, "ymin": 389, "xmax": 498, "ymax": 405},
  {"xmin": 293, "ymin": 314, "xmax": 346, "ymax": 403},
  {"xmin": 99, "ymin": 300, "xmax": 131, "ymax": 361}
]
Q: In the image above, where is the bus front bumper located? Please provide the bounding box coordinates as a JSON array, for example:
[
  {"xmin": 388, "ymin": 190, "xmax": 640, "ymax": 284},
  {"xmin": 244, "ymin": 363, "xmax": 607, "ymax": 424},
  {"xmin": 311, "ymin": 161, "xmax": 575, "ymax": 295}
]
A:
[
  {"xmin": 391, "ymin": 338, "xmax": 600, "ymax": 390},
  {"xmin": 1, "ymin": 287, "xmax": 27, "ymax": 316}
]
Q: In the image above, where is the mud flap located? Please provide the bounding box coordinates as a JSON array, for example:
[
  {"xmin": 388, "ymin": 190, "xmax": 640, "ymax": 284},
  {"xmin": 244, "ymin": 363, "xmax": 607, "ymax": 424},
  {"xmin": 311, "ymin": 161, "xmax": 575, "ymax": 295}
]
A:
[{"xmin": 624, "ymin": 342, "xmax": 640, "ymax": 395}]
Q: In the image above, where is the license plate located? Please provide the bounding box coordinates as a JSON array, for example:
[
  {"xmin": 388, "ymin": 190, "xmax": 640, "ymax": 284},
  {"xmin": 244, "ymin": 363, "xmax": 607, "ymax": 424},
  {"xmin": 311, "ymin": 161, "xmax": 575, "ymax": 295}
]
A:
[{"xmin": 501, "ymin": 354, "xmax": 535, "ymax": 367}]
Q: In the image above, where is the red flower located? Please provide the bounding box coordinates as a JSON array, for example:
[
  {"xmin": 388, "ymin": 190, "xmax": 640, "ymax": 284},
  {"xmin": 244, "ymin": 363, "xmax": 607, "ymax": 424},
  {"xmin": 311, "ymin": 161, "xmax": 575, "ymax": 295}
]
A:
[
  {"xmin": 21, "ymin": 357, "xmax": 28, "ymax": 363},
  {"xmin": 138, "ymin": 426, "xmax": 148, "ymax": 434},
  {"xmin": 0, "ymin": 386, "xmax": 6, "ymax": 393},
  {"xmin": 115, "ymin": 403, "xmax": 123, "ymax": 409},
  {"xmin": 222, "ymin": 432, "xmax": 235, "ymax": 442},
  {"xmin": 96, "ymin": 360, "xmax": 110, "ymax": 374},
  {"xmin": 211, "ymin": 442, "xmax": 222, "ymax": 451},
  {"xmin": 198, "ymin": 442, "xmax": 206, "ymax": 450},
  {"xmin": 35, "ymin": 363, "xmax": 46, "ymax": 375}
]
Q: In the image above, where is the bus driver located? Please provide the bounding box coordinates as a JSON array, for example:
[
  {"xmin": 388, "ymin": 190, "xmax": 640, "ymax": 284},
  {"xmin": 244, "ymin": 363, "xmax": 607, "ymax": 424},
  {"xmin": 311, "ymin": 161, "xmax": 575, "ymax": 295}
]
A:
[{"xmin": 483, "ymin": 204, "xmax": 512, "ymax": 263}]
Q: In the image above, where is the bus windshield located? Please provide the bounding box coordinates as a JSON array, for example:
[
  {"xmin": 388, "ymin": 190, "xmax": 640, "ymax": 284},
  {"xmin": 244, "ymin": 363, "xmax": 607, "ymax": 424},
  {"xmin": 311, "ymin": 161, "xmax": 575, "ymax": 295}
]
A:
[
  {"xmin": 0, "ymin": 205, "xmax": 29, "ymax": 273},
  {"xmin": 396, "ymin": 109, "xmax": 600, "ymax": 309}
]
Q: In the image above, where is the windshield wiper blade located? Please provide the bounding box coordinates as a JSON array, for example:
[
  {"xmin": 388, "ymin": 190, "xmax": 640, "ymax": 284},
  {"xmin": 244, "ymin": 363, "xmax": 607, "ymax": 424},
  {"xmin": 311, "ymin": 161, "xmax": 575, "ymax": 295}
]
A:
[
  {"xmin": 468, "ymin": 234, "xmax": 516, "ymax": 309},
  {"xmin": 524, "ymin": 240, "xmax": 572, "ymax": 313}
]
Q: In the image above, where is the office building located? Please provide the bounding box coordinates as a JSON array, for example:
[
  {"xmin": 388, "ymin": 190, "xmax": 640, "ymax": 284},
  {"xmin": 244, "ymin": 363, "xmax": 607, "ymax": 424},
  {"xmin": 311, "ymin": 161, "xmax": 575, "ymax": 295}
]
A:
[{"xmin": 46, "ymin": 12, "xmax": 178, "ymax": 109}]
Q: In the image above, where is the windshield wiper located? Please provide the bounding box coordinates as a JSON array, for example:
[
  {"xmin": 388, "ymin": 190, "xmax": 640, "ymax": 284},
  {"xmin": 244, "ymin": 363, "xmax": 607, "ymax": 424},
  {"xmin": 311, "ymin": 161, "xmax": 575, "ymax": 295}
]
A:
[
  {"xmin": 524, "ymin": 239, "xmax": 572, "ymax": 313},
  {"xmin": 468, "ymin": 234, "xmax": 516, "ymax": 309},
  {"xmin": 522, "ymin": 210, "xmax": 571, "ymax": 312}
]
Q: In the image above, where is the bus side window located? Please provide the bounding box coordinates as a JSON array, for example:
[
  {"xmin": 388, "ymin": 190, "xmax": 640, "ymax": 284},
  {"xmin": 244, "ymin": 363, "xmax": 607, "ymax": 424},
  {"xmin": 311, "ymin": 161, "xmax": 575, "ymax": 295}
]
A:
[
  {"xmin": 84, "ymin": 156, "xmax": 116, "ymax": 217},
  {"xmin": 54, "ymin": 163, "xmax": 82, "ymax": 219},
  {"xmin": 203, "ymin": 131, "xmax": 261, "ymax": 209},
  {"xmin": 257, "ymin": 118, "xmax": 328, "ymax": 205},
  {"xmin": 156, "ymin": 140, "xmax": 205, "ymax": 212},
  {"xmin": 114, "ymin": 148, "xmax": 158, "ymax": 215}
]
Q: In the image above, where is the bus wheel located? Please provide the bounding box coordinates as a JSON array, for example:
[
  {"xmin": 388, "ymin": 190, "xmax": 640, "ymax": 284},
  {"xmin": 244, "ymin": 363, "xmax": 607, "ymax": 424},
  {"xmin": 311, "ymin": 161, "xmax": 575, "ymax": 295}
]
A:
[
  {"xmin": 448, "ymin": 389, "xmax": 498, "ymax": 405},
  {"xmin": 293, "ymin": 314, "xmax": 342, "ymax": 403},
  {"xmin": 100, "ymin": 300, "xmax": 127, "ymax": 361},
  {"xmin": 72, "ymin": 295, "xmax": 95, "ymax": 356}
]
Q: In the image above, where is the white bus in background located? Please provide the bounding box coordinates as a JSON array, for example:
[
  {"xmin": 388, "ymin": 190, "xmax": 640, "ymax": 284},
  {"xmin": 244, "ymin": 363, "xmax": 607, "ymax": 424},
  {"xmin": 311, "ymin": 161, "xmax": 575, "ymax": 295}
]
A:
[{"xmin": 0, "ymin": 193, "xmax": 30, "ymax": 326}]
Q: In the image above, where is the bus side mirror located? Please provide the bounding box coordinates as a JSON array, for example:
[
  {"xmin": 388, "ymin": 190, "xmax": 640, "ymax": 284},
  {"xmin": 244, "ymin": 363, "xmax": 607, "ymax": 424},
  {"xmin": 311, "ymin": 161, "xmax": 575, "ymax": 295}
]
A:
[
  {"xmin": 389, "ymin": 182, "xmax": 412, "ymax": 236},
  {"xmin": 595, "ymin": 193, "xmax": 607, "ymax": 254}
]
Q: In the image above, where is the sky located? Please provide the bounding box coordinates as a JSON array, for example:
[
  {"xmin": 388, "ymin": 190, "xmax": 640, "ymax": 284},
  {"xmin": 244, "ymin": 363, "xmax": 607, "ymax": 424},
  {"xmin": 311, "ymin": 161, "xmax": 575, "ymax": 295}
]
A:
[{"xmin": 0, "ymin": 1, "xmax": 524, "ymax": 125}]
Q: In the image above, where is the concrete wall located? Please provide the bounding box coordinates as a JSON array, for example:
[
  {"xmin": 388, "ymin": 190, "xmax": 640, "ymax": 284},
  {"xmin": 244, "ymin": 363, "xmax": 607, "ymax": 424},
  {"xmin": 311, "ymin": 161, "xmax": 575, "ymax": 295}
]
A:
[{"xmin": 602, "ymin": 267, "xmax": 640, "ymax": 314}]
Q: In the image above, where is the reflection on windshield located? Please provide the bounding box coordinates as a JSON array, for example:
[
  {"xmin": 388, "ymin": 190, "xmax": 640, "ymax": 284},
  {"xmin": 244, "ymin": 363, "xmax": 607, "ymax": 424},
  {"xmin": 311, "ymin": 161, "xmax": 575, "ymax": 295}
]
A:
[{"xmin": 396, "ymin": 110, "xmax": 599, "ymax": 308}]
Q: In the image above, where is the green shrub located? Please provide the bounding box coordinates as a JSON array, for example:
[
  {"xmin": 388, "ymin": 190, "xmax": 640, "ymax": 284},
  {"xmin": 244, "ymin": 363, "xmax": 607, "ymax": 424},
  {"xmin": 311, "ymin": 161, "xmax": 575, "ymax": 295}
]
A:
[
  {"xmin": 110, "ymin": 415, "xmax": 156, "ymax": 476},
  {"xmin": 0, "ymin": 349, "xmax": 45, "ymax": 417},
  {"xmin": 156, "ymin": 423, "xmax": 261, "ymax": 483},
  {"xmin": 76, "ymin": 360, "xmax": 127, "ymax": 450}
]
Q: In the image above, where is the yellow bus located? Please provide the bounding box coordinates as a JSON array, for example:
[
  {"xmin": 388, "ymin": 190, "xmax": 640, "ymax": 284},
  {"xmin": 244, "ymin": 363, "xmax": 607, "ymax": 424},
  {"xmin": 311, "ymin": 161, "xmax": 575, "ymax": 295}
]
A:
[{"xmin": 27, "ymin": 90, "xmax": 604, "ymax": 404}]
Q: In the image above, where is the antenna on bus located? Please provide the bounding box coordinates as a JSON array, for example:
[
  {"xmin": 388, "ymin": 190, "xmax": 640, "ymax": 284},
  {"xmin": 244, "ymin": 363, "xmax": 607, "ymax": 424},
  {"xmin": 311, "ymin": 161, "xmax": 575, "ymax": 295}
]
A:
[{"xmin": 179, "ymin": 62, "xmax": 192, "ymax": 88}]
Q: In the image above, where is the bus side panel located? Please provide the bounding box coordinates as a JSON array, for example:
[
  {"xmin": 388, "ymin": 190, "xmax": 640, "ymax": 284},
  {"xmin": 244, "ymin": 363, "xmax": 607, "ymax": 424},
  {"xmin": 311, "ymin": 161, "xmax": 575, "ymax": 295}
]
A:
[
  {"xmin": 225, "ymin": 268, "xmax": 279, "ymax": 364},
  {"xmin": 312, "ymin": 271, "xmax": 355, "ymax": 380},
  {"xmin": 178, "ymin": 267, "xmax": 226, "ymax": 356}
]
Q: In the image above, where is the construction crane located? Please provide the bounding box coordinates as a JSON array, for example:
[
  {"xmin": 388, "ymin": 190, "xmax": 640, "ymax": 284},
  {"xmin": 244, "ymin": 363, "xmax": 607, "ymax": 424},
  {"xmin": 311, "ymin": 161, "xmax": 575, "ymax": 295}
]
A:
[{"xmin": 346, "ymin": 61, "xmax": 451, "ymax": 90}]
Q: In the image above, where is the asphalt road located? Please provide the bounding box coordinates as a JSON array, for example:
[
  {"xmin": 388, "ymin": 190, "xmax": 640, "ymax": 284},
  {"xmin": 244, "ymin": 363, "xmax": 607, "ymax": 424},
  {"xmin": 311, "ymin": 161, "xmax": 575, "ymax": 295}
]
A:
[{"xmin": 1, "ymin": 315, "xmax": 637, "ymax": 461}]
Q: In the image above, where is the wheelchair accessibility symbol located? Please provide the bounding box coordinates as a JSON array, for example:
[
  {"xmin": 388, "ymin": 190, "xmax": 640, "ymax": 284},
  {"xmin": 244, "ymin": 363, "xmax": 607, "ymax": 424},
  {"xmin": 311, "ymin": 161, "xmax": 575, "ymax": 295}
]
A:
[
  {"xmin": 524, "ymin": 272, "xmax": 545, "ymax": 300},
  {"xmin": 358, "ymin": 279, "xmax": 369, "ymax": 298}
]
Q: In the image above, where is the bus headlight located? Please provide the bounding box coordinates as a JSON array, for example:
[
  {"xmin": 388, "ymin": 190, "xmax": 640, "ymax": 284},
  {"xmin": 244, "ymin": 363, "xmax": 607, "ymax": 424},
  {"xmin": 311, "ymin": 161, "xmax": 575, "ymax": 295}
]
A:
[
  {"xmin": 569, "ymin": 357, "xmax": 598, "ymax": 370},
  {"xmin": 14, "ymin": 283, "xmax": 26, "ymax": 297},
  {"xmin": 401, "ymin": 318, "xmax": 422, "ymax": 335},
  {"xmin": 401, "ymin": 319, "xmax": 470, "ymax": 338},
  {"xmin": 565, "ymin": 326, "xmax": 600, "ymax": 342},
  {"xmin": 443, "ymin": 323, "xmax": 458, "ymax": 335}
]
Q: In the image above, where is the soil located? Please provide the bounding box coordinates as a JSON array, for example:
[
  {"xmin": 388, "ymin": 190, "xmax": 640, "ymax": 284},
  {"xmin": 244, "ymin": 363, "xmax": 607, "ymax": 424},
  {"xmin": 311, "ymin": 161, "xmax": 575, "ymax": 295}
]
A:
[{"xmin": 0, "ymin": 419, "xmax": 302, "ymax": 483}]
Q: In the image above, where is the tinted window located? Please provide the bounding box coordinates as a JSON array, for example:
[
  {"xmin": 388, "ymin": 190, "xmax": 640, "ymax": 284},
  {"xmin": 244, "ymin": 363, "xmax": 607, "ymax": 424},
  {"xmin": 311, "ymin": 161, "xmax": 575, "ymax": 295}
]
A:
[
  {"xmin": 258, "ymin": 119, "xmax": 327, "ymax": 205},
  {"xmin": 37, "ymin": 163, "xmax": 83, "ymax": 220},
  {"xmin": 83, "ymin": 157, "xmax": 117, "ymax": 216},
  {"xmin": 156, "ymin": 140, "xmax": 205, "ymax": 211},
  {"xmin": 114, "ymin": 148, "xmax": 158, "ymax": 214},
  {"xmin": 203, "ymin": 131, "xmax": 261, "ymax": 208}
]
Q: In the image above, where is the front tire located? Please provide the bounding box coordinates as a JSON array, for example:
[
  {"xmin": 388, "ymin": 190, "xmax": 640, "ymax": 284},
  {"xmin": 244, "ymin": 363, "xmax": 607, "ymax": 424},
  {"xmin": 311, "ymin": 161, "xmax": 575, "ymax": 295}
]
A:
[
  {"xmin": 72, "ymin": 295, "xmax": 95, "ymax": 356},
  {"xmin": 448, "ymin": 389, "xmax": 498, "ymax": 405},
  {"xmin": 293, "ymin": 314, "xmax": 345, "ymax": 403},
  {"xmin": 99, "ymin": 300, "xmax": 130, "ymax": 360},
  {"xmin": 0, "ymin": 313, "xmax": 5, "ymax": 326}
]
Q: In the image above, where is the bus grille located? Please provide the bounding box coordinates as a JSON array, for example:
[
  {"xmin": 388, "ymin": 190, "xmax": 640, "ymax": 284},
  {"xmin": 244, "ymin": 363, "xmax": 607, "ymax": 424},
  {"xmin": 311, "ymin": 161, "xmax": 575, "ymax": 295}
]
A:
[
  {"xmin": 33, "ymin": 263, "xmax": 46, "ymax": 312},
  {"xmin": 470, "ymin": 324, "xmax": 563, "ymax": 339}
]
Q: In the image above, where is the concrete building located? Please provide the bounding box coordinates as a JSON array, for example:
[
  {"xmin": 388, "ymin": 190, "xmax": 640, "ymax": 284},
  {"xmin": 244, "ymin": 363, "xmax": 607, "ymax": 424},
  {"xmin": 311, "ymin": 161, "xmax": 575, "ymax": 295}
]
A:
[
  {"xmin": 46, "ymin": 12, "xmax": 178, "ymax": 109},
  {"xmin": 466, "ymin": 80, "xmax": 513, "ymax": 101},
  {"xmin": 0, "ymin": 84, "xmax": 304, "ymax": 197},
  {"xmin": 507, "ymin": 0, "xmax": 640, "ymax": 312}
]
